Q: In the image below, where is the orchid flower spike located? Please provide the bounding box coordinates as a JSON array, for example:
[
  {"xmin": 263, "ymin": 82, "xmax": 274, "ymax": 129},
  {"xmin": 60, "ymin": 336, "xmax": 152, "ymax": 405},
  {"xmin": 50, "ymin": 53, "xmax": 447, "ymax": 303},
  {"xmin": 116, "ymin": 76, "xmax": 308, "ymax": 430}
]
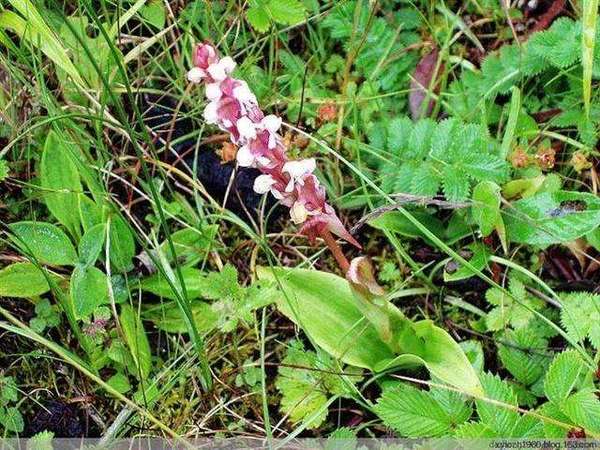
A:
[{"xmin": 188, "ymin": 43, "xmax": 360, "ymax": 248}]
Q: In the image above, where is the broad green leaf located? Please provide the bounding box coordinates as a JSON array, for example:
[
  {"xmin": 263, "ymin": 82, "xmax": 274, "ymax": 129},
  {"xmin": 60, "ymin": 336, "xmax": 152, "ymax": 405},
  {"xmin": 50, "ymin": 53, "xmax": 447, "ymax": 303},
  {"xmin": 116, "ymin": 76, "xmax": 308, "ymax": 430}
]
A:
[
  {"xmin": 107, "ymin": 372, "xmax": 131, "ymax": 394},
  {"xmin": 544, "ymin": 350, "xmax": 585, "ymax": 405},
  {"xmin": 70, "ymin": 265, "xmax": 109, "ymax": 319},
  {"xmin": 472, "ymin": 181, "xmax": 501, "ymax": 236},
  {"xmin": 79, "ymin": 195, "xmax": 102, "ymax": 231},
  {"xmin": 107, "ymin": 215, "xmax": 135, "ymax": 272},
  {"xmin": 9, "ymin": 221, "xmax": 78, "ymax": 266},
  {"xmin": 246, "ymin": 5, "xmax": 270, "ymax": 32},
  {"xmin": 504, "ymin": 191, "xmax": 600, "ymax": 246},
  {"xmin": 140, "ymin": 0, "xmax": 165, "ymax": 29},
  {"xmin": 502, "ymin": 176, "xmax": 546, "ymax": 199},
  {"xmin": 78, "ymin": 223, "xmax": 105, "ymax": 267},
  {"xmin": 259, "ymin": 267, "xmax": 482, "ymax": 396},
  {"xmin": 40, "ymin": 131, "xmax": 82, "ymax": 236},
  {"xmin": 444, "ymin": 243, "xmax": 490, "ymax": 282},
  {"xmin": 140, "ymin": 267, "xmax": 208, "ymax": 300},
  {"xmin": 0, "ymin": 262, "xmax": 50, "ymax": 298},
  {"xmin": 258, "ymin": 267, "xmax": 394, "ymax": 369},
  {"xmin": 267, "ymin": 0, "xmax": 305, "ymax": 25},
  {"xmin": 376, "ymin": 319, "xmax": 483, "ymax": 396},
  {"xmin": 160, "ymin": 226, "xmax": 217, "ymax": 264},
  {"xmin": 374, "ymin": 383, "xmax": 456, "ymax": 437},
  {"xmin": 143, "ymin": 301, "xmax": 218, "ymax": 334},
  {"xmin": 369, "ymin": 210, "xmax": 444, "ymax": 243},
  {"xmin": 120, "ymin": 304, "xmax": 152, "ymax": 380}
]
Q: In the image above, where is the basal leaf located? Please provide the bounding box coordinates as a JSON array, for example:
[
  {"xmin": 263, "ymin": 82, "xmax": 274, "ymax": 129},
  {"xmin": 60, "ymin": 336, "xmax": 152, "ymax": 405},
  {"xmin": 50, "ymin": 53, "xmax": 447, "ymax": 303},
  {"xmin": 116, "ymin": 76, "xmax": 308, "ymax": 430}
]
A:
[
  {"xmin": 9, "ymin": 221, "xmax": 78, "ymax": 266},
  {"xmin": 258, "ymin": 266, "xmax": 395, "ymax": 369},
  {"xmin": 70, "ymin": 265, "xmax": 109, "ymax": 319},
  {"xmin": 107, "ymin": 214, "xmax": 135, "ymax": 272},
  {"xmin": 78, "ymin": 223, "xmax": 105, "ymax": 267},
  {"xmin": 40, "ymin": 131, "xmax": 82, "ymax": 237},
  {"xmin": 260, "ymin": 267, "xmax": 482, "ymax": 396},
  {"xmin": 0, "ymin": 262, "xmax": 50, "ymax": 298}
]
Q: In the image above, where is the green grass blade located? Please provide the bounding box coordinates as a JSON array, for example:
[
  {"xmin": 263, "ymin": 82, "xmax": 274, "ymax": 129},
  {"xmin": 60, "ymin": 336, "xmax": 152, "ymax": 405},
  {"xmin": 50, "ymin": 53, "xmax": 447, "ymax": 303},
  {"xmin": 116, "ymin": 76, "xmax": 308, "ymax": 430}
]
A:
[{"xmin": 582, "ymin": 0, "xmax": 599, "ymax": 117}]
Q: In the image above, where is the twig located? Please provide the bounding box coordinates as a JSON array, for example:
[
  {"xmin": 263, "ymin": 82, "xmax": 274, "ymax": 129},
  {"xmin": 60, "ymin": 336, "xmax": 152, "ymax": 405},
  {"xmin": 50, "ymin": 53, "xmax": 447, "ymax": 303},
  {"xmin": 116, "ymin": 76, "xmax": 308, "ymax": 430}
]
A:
[{"xmin": 351, "ymin": 193, "xmax": 471, "ymax": 233}]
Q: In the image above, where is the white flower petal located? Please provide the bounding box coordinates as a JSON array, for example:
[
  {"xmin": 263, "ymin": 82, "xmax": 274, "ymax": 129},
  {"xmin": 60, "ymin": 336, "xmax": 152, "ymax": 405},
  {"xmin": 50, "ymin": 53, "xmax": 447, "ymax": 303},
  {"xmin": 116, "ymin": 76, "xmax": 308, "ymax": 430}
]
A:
[
  {"xmin": 207, "ymin": 62, "xmax": 227, "ymax": 81},
  {"xmin": 220, "ymin": 56, "xmax": 236, "ymax": 74},
  {"xmin": 256, "ymin": 156, "xmax": 271, "ymax": 167},
  {"xmin": 236, "ymin": 145, "xmax": 255, "ymax": 167},
  {"xmin": 236, "ymin": 116, "xmax": 257, "ymax": 141},
  {"xmin": 253, "ymin": 175, "xmax": 277, "ymax": 194},
  {"xmin": 232, "ymin": 82, "xmax": 256, "ymax": 105},
  {"xmin": 290, "ymin": 202, "xmax": 309, "ymax": 224},
  {"xmin": 282, "ymin": 158, "xmax": 316, "ymax": 178},
  {"xmin": 203, "ymin": 101, "xmax": 219, "ymax": 124},
  {"xmin": 262, "ymin": 115, "xmax": 282, "ymax": 133},
  {"xmin": 187, "ymin": 67, "xmax": 205, "ymax": 83},
  {"xmin": 205, "ymin": 83, "xmax": 222, "ymax": 101}
]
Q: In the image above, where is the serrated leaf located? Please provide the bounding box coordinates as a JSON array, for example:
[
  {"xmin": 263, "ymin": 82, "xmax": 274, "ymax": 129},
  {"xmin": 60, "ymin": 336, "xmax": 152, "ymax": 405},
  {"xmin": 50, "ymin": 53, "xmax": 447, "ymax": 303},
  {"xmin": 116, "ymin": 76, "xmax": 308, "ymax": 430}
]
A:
[
  {"xmin": 560, "ymin": 292, "xmax": 600, "ymax": 347},
  {"xmin": 476, "ymin": 372, "xmax": 519, "ymax": 435},
  {"xmin": 497, "ymin": 328, "xmax": 549, "ymax": 386},
  {"xmin": 0, "ymin": 407, "xmax": 24, "ymax": 432},
  {"xmin": 411, "ymin": 163, "xmax": 440, "ymax": 196},
  {"xmin": 442, "ymin": 166, "xmax": 470, "ymax": 202},
  {"xmin": 267, "ymin": 0, "xmax": 305, "ymax": 25},
  {"xmin": 246, "ymin": 5, "xmax": 270, "ymax": 32},
  {"xmin": 454, "ymin": 422, "xmax": 497, "ymax": 438},
  {"xmin": 561, "ymin": 390, "xmax": 600, "ymax": 432},
  {"xmin": 275, "ymin": 340, "xmax": 360, "ymax": 429},
  {"xmin": 374, "ymin": 383, "xmax": 455, "ymax": 437},
  {"xmin": 537, "ymin": 401, "xmax": 573, "ymax": 437},
  {"xmin": 544, "ymin": 350, "xmax": 585, "ymax": 405},
  {"xmin": 528, "ymin": 18, "xmax": 581, "ymax": 69},
  {"xmin": 387, "ymin": 116, "xmax": 413, "ymax": 152}
]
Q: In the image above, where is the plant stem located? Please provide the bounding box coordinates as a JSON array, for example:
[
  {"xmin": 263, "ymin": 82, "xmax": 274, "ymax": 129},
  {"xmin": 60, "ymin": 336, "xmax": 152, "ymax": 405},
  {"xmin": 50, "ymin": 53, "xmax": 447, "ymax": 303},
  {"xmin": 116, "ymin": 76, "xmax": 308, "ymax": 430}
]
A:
[{"xmin": 320, "ymin": 229, "xmax": 350, "ymax": 274}]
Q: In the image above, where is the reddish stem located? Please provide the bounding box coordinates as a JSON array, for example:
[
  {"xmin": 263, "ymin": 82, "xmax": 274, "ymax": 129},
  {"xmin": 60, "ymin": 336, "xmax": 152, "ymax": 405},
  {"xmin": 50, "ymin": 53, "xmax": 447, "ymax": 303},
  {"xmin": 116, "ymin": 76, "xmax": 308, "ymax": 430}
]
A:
[{"xmin": 319, "ymin": 229, "xmax": 350, "ymax": 274}]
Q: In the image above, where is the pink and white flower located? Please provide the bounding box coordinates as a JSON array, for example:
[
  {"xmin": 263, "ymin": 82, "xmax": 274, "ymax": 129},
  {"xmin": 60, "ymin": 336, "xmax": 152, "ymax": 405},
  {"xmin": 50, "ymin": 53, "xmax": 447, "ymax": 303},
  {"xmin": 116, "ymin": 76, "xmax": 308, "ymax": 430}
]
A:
[{"xmin": 188, "ymin": 43, "xmax": 360, "ymax": 248}]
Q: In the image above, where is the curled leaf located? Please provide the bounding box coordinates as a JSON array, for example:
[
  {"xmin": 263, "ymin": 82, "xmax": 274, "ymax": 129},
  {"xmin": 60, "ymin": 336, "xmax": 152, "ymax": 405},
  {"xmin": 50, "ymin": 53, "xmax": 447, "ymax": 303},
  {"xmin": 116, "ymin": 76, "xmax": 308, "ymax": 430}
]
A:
[
  {"xmin": 346, "ymin": 256, "xmax": 385, "ymax": 297},
  {"xmin": 409, "ymin": 49, "xmax": 443, "ymax": 120}
]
